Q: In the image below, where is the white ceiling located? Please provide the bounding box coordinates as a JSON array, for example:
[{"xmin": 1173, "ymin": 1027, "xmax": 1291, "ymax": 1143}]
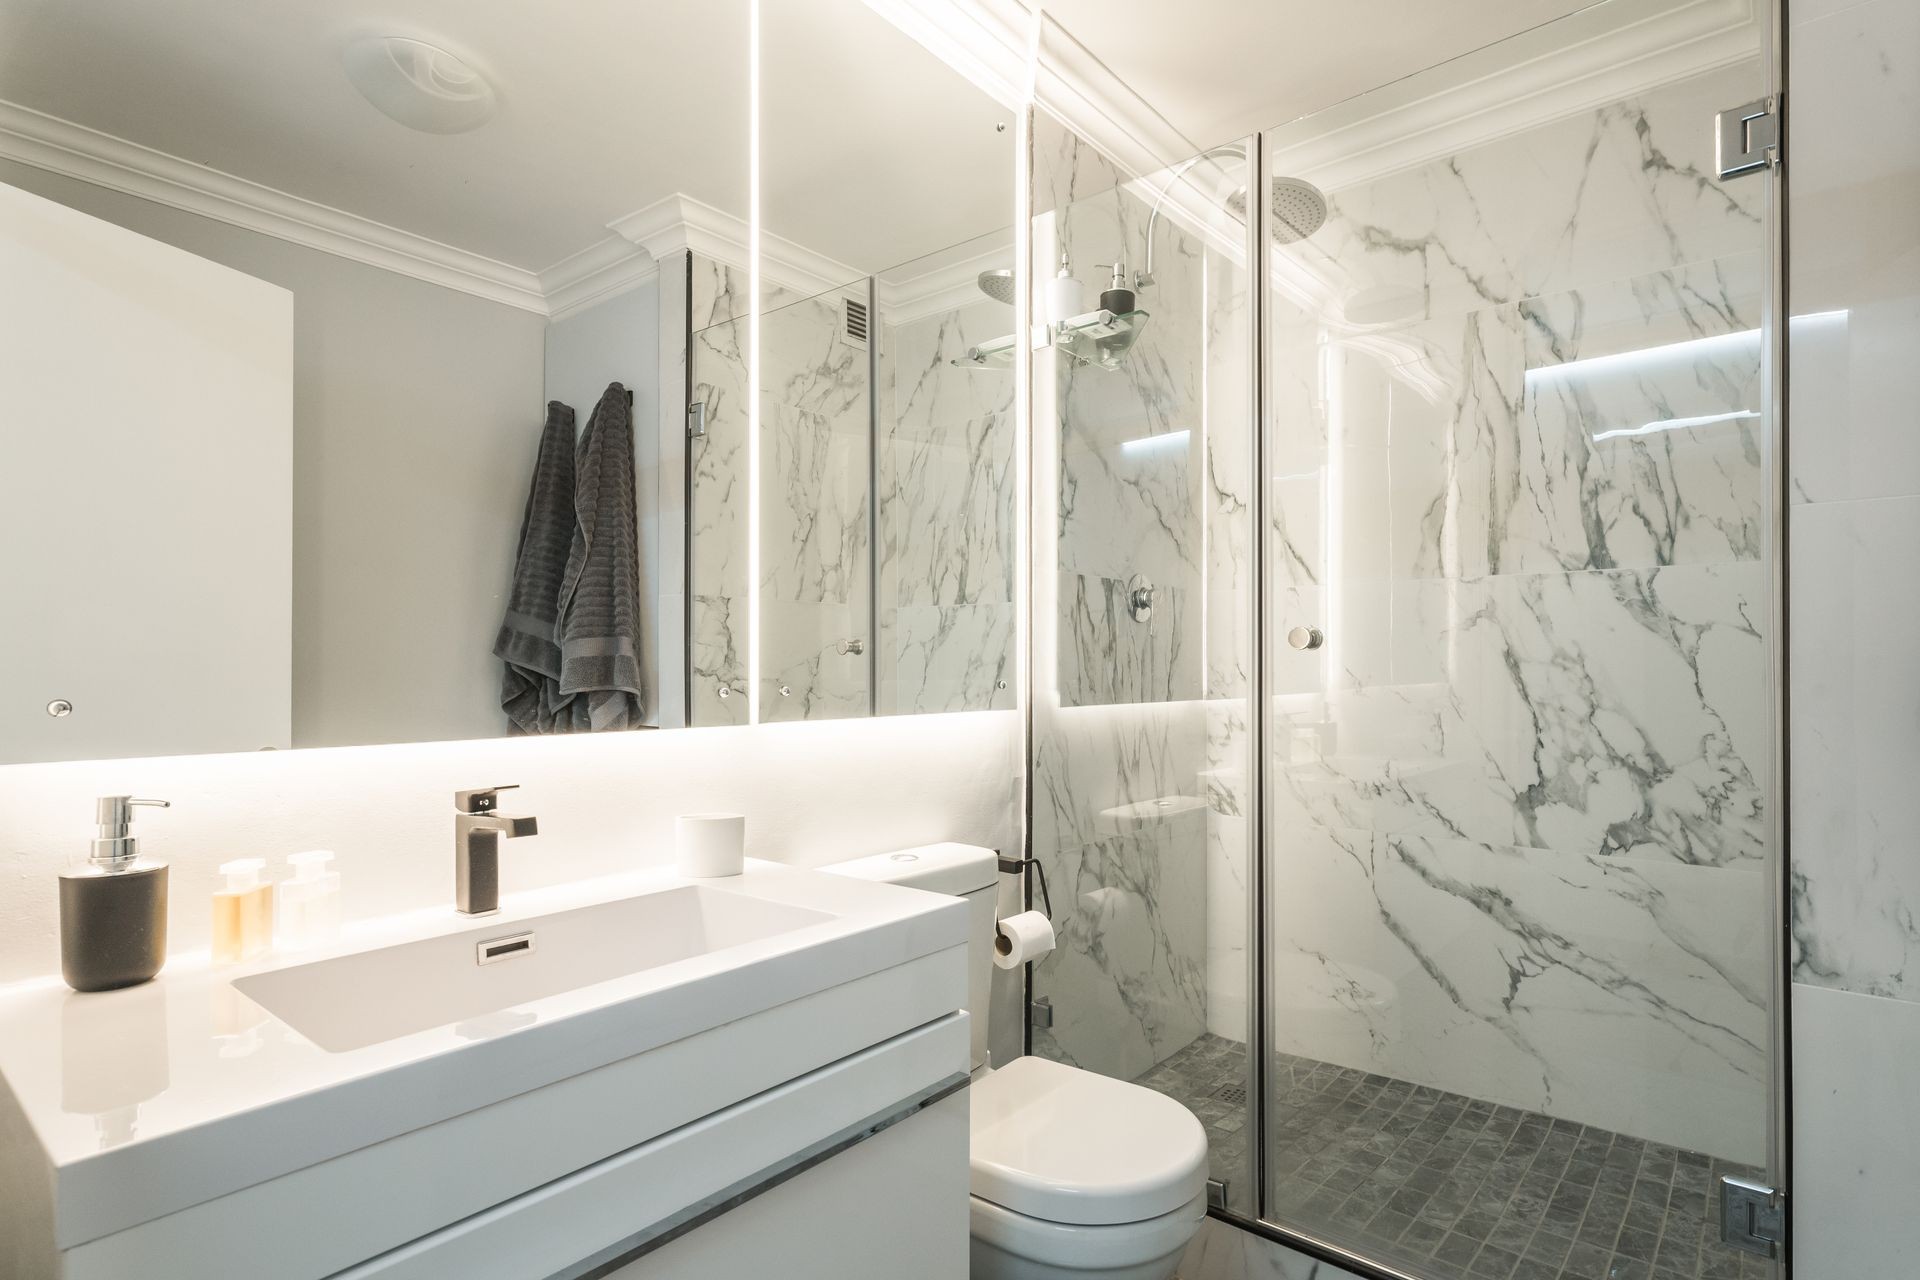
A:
[
  {"xmin": 0, "ymin": 0, "xmax": 1633, "ymax": 295},
  {"xmin": 1032, "ymin": 0, "xmax": 1601, "ymax": 153},
  {"xmin": 0, "ymin": 0, "xmax": 1011, "ymax": 278}
]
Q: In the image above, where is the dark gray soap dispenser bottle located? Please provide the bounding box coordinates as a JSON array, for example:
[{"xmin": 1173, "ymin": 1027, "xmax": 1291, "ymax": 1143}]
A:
[{"xmin": 59, "ymin": 795, "xmax": 171, "ymax": 992}]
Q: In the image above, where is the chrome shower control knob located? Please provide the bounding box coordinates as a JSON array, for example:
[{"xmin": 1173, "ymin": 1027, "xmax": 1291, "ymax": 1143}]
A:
[
  {"xmin": 716, "ymin": 685, "xmax": 733, "ymax": 700},
  {"xmin": 1286, "ymin": 625, "xmax": 1325, "ymax": 651},
  {"xmin": 46, "ymin": 699, "xmax": 73, "ymax": 717},
  {"xmin": 778, "ymin": 685, "xmax": 792, "ymax": 697}
]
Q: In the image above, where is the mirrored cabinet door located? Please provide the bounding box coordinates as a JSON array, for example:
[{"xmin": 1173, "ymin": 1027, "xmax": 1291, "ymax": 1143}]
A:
[
  {"xmin": 755, "ymin": 0, "xmax": 1018, "ymax": 723},
  {"xmin": 0, "ymin": 0, "xmax": 748, "ymax": 758}
]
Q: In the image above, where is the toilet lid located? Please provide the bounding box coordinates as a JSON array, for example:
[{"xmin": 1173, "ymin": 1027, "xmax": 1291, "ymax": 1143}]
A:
[{"xmin": 968, "ymin": 1056, "xmax": 1209, "ymax": 1226}]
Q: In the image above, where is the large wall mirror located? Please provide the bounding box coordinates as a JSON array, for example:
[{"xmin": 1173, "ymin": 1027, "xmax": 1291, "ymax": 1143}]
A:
[
  {"xmin": 0, "ymin": 0, "xmax": 1018, "ymax": 764},
  {"xmin": 733, "ymin": 0, "xmax": 1018, "ymax": 724}
]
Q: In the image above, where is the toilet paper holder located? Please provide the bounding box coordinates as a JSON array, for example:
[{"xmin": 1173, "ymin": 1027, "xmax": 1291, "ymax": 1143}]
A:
[{"xmin": 996, "ymin": 854, "xmax": 1054, "ymax": 920}]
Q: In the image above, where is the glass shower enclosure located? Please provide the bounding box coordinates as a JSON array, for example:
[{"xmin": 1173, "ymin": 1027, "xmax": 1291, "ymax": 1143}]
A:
[{"xmin": 1022, "ymin": 1, "xmax": 1784, "ymax": 1276}]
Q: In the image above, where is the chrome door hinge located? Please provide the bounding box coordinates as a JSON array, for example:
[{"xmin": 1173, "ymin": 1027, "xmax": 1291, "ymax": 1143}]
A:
[
  {"xmin": 686, "ymin": 401, "xmax": 707, "ymax": 439},
  {"xmin": 1028, "ymin": 996, "xmax": 1054, "ymax": 1029},
  {"xmin": 1720, "ymin": 1177, "xmax": 1785, "ymax": 1257},
  {"xmin": 1717, "ymin": 95, "xmax": 1781, "ymax": 179}
]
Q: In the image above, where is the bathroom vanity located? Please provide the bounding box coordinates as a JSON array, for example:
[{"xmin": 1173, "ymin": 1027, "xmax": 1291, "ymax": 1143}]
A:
[{"xmin": 0, "ymin": 861, "xmax": 971, "ymax": 1279}]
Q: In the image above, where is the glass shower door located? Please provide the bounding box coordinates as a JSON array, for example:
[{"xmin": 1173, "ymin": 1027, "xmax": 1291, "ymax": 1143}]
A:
[{"xmin": 1257, "ymin": 3, "xmax": 1779, "ymax": 1277}]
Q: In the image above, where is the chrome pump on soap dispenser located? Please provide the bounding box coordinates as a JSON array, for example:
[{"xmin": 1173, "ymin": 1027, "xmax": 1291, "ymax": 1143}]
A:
[{"xmin": 59, "ymin": 795, "xmax": 171, "ymax": 992}]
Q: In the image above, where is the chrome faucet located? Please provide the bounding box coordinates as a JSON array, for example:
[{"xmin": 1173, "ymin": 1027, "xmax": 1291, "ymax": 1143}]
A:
[{"xmin": 454, "ymin": 785, "xmax": 538, "ymax": 916}]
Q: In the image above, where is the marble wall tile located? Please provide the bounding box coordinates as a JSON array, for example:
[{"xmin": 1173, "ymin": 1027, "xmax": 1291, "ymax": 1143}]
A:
[
  {"xmin": 1786, "ymin": 0, "xmax": 1920, "ymax": 505},
  {"xmin": 1784, "ymin": 2, "xmax": 1920, "ymax": 1270},
  {"xmin": 688, "ymin": 592, "xmax": 747, "ymax": 727},
  {"xmin": 878, "ymin": 603, "xmax": 1013, "ymax": 715},
  {"xmin": 758, "ymin": 599, "xmax": 870, "ymax": 723},
  {"xmin": 1789, "ymin": 495, "xmax": 1920, "ymax": 1000},
  {"xmin": 1790, "ymin": 983, "xmax": 1920, "ymax": 1280},
  {"xmin": 760, "ymin": 403, "xmax": 870, "ymax": 608},
  {"xmin": 1258, "ymin": 54, "xmax": 1773, "ymax": 1169},
  {"xmin": 883, "ymin": 297, "xmax": 1017, "ymax": 438},
  {"xmin": 1204, "ymin": 697, "xmax": 1251, "ymax": 1042},
  {"xmin": 876, "ymin": 413, "xmax": 1013, "ymax": 611},
  {"xmin": 875, "ymin": 293, "xmax": 1016, "ymax": 715},
  {"xmin": 687, "ymin": 251, "xmax": 1017, "ymax": 722},
  {"xmin": 1057, "ymin": 571, "xmax": 1197, "ymax": 706},
  {"xmin": 1293, "ymin": 64, "xmax": 1764, "ymax": 328},
  {"xmin": 1030, "ymin": 811, "xmax": 1210, "ymax": 1081},
  {"xmin": 1268, "ymin": 820, "xmax": 1768, "ymax": 1161}
]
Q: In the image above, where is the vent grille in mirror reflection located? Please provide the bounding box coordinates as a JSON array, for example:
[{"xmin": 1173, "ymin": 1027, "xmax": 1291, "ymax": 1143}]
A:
[{"xmin": 844, "ymin": 297, "xmax": 870, "ymax": 347}]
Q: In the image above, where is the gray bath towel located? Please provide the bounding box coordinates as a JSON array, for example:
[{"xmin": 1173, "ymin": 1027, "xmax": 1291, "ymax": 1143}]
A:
[
  {"xmin": 556, "ymin": 383, "xmax": 645, "ymax": 729},
  {"xmin": 494, "ymin": 402, "xmax": 578, "ymax": 733}
]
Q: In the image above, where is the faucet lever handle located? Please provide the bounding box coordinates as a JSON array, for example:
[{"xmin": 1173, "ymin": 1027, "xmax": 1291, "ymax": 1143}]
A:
[{"xmin": 454, "ymin": 784, "xmax": 519, "ymax": 814}]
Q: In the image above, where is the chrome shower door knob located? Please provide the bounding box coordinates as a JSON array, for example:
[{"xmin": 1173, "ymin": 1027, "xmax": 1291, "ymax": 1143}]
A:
[{"xmin": 1286, "ymin": 625, "xmax": 1325, "ymax": 651}]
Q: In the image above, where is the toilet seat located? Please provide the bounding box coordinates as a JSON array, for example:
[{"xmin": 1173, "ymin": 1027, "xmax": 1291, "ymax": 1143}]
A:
[{"xmin": 968, "ymin": 1056, "xmax": 1209, "ymax": 1226}]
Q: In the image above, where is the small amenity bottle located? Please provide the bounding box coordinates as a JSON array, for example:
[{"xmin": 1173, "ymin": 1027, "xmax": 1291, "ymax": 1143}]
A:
[
  {"xmin": 277, "ymin": 849, "xmax": 342, "ymax": 949},
  {"xmin": 212, "ymin": 858, "xmax": 273, "ymax": 963}
]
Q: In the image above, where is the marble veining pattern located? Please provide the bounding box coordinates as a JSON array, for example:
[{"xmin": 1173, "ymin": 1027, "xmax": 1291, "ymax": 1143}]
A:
[{"xmin": 1256, "ymin": 60, "xmax": 1771, "ymax": 1164}]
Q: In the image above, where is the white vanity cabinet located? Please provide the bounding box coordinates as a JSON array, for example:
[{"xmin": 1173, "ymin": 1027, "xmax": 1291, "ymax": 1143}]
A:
[{"xmin": 0, "ymin": 863, "xmax": 972, "ymax": 1280}]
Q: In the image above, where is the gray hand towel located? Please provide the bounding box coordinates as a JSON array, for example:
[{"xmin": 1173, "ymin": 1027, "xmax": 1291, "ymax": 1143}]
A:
[
  {"xmin": 556, "ymin": 383, "xmax": 645, "ymax": 729},
  {"xmin": 494, "ymin": 402, "xmax": 578, "ymax": 733}
]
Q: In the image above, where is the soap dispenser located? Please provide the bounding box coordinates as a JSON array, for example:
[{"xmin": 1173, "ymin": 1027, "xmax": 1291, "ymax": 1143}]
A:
[
  {"xmin": 277, "ymin": 849, "xmax": 342, "ymax": 950},
  {"xmin": 1097, "ymin": 261, "xmax": 1136, "ymax": 315},
  {"xmin": 1045, "ymin": 252, "xmax": 1084, "ymax": 326},
  {"xmin": 212, "ymin": 858, "xmax": 273, "ymax": 964},
  {"xmin": 58, "ymin": 796, "xmax": 171, "ymax": 992}
]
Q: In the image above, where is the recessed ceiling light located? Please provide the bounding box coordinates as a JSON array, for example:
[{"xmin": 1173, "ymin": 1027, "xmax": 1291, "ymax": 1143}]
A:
[{"xmin": 342, "ymin": 36, "xmax": 496, "ymax": 134}]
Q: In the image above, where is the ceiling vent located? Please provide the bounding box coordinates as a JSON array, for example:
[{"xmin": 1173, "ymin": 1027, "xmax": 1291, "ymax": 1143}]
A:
[
  {"xmin": 343, "ymin": 37, "xmax": 497, "ymax": 135},
  {"xmin": 843, "ymin": 296, "xmax": 870, "ymax": 349}
]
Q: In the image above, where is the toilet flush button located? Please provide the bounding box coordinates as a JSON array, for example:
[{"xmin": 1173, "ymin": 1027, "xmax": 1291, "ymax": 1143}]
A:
[{"xmin": 890, "ymin": 853, "xmax": 919, "ymax": 862}]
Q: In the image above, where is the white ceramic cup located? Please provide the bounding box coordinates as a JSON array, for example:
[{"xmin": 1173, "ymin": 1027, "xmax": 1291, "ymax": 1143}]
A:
[{"xmin": 675, "ymin": 813, "xmax": 745, "ymax": 878}]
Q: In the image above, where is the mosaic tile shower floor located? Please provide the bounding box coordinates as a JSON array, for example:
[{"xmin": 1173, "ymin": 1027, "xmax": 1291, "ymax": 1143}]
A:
[{"xmin": 1137, "ymin": 1036, "xmax": 1771, "ymax": 1280}]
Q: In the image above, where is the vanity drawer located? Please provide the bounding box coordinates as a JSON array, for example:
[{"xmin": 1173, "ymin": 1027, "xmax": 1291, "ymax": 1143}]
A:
[
  {"xmin": 341, "ymin": 1015, "xmax": 968, "ymax": 1280},
  {"xmin": 54, "ymin": 952, "xmax": 965, "ymax": 1280}
]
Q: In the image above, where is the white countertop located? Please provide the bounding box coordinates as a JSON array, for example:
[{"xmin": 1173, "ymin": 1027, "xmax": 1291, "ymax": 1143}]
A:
[{"xmin": 0, "ymin": 858, "xmax": 965, "ymax": 1249}]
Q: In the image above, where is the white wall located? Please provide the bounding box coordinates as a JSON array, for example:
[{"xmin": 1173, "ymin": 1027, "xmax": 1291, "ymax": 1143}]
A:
[
  {"xmin": 544, "ymin": 285, "xmax": 665, "ymax": 726},
  {"xmin": 1784, "ymin": 0, "xmax": 1920, "ymax": 1273},
  {"xmin": 0, "ymin": 180, "xmax": 292, "ymax": 764},
  {"xmin": 0, "ymin": 711, "xmax": 1018, "ymax": 986},
  {"xmin": 0, "ymin": 157, "xmax": 549, "ymax": 751}
]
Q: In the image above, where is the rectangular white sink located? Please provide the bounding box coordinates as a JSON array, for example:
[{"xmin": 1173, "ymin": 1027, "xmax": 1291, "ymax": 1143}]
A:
[{"xmin": 234, "ymin": 885, "xmax": 833, "ymax": 1052}]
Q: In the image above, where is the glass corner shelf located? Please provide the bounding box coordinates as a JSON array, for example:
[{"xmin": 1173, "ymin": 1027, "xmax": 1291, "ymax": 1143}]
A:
[{"xmin": 952, "ymin": 309, "xmax": 1152, "ymax": 371}]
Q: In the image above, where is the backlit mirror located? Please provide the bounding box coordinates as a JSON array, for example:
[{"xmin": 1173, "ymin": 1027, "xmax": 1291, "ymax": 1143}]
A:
[
  {"xmin": 0, "ymin": 0, "xmax": 1018, "ymax": 764},
  {"xmin": 743, "ymin": 0, "xmax": 1018, "ymax": 723}
]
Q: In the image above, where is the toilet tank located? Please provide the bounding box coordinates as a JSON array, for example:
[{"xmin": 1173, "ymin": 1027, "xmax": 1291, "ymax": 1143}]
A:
[{"xmin": 822, "ymin": 843, "xmax": 998, "ymax": 1072}]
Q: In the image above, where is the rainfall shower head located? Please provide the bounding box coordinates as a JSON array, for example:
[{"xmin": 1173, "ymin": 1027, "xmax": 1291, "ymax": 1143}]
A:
[
  {"xmin": 1226, "ymin": 175, "xmax": 1330, "ymax": 244},
  {"xmin": 976, "ymin": 268, "xmax": 1016, "ymax": 305},
  {"xmin": 1139, "ymin": 147, "xmax": 1328, "ymax": 288}
]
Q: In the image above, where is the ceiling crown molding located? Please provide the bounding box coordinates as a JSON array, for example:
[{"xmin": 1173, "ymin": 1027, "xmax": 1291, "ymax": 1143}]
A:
[
  {"xmin": 609, "ymin": 193, "xmax": 864, "ymax": 301},
  {"xmin": 0, "ymin": 97, "xmax": 550, "ymax": 313}
]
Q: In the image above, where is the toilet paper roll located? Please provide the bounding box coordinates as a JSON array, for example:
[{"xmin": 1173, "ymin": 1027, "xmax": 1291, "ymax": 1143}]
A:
[
  {"xmin": 993, "ymin": 910, "xmax": 1056, "ymax": 969},
  {"xmin": 676, "ymin": 813, "xmax": 745, "ymax": 878}
]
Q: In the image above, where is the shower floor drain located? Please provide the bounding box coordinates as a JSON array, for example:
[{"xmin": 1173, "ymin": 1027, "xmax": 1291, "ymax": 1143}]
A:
[{"xmin": 1210, "ymin": 1083, "xmax": 1248, "ymax": 1107}]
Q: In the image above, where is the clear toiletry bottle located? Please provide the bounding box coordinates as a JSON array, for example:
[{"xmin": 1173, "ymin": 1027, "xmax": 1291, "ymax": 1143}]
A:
[
  {"xmin": 212, "ymin": 858, "xmax": 273, "ymax": 963},
  {"xmin": 58, "ymin": 796, "xmax": 171, "ymax": 992},
  {"xmin": 277, "ymin": 849, "xmax": 342, "ymax": 950}
]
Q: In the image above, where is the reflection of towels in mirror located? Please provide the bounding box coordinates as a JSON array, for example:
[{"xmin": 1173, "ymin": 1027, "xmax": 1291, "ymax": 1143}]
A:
[
  {"xmin": 556, "ymin": 383, "xmax": 646, "ymax": 729},
  {"xmin": 494, "ymin": 402, "xmax": 577, "ymax": 733}
]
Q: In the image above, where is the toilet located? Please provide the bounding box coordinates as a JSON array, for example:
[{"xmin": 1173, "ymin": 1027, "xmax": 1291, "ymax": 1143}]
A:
[{"xmin": 826, "ymin": 844, "xmax": 1209, "ymax": 1279}]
